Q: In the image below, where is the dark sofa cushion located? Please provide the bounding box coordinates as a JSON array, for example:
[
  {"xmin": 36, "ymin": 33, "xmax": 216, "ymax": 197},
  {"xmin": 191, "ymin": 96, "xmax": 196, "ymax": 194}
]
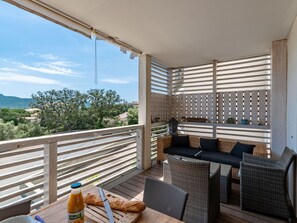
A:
[
  {"xmin": 171, "ymin": 135, "xmax": 189, "ymax": 147},
  {"xmin": 164, "ymin": 146, "xmax": 202, "ymax": 158},
  {"xmin": 200, "ymin": 151, "xmax": 242, "ymax": 168},
  {"xmin": 200, "ymin": 138, "xmax": 218, "ymax": 152},
  {"xmin": 231, "ymin": 142, "xmax": 255, "ymax": 158}
]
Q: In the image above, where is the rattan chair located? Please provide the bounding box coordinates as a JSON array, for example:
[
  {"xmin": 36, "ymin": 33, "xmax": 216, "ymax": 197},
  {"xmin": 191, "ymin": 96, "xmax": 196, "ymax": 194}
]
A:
[
  {"xmin": 0, "ymin": 200, "xmax": 31, "ymax": 221},
  {"xmin": 167, "ymin": 155, "xmax": 220, "ymax": 223},
  {"xmin": 143, "ymin": 177, "xmax": 188, "ymax": 220},
  {"xmin": 240, "ymin": 147, "xmax": 296, "ymax": 221}
]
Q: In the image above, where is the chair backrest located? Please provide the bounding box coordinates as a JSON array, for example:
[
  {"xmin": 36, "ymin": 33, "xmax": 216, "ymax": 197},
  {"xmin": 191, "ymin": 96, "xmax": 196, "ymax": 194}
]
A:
[
  {"xmin": 278, "ymin": 147, "xmax": 296, "ymax": 171},
  {"xmin": 167, "ymin": 155, "xmax": 215, "ymax": 223},
  {"xmin": 143, "ymin": 177, "xmax": 188, "ymax": 220},
  {"xmin": 0, "ymin": 200, "xmax": 31, "ymax": 221}
]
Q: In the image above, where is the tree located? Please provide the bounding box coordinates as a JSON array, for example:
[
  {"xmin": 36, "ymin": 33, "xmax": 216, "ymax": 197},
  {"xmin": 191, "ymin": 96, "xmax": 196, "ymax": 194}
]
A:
[
  {"xmin": 87, "ymin": 89, "xmax": 123, "ymax": 128},
  {"xmin": 127, "ymin": 106, "xmax": 138, "ymax": 125},
  {"xmin": 31, "ymin": 88, "xmax": 129, "ymax": 132},
  {"xmin": 0, "ymin": 108, "xmax": 30, "ymax": 125},
  {"xmin": 0, "ymin": 119, "xmax": 15, "ymax": 140},
  {"xmin": 31, "ymin": 88, "xmax": 89, "ymax": 132}
]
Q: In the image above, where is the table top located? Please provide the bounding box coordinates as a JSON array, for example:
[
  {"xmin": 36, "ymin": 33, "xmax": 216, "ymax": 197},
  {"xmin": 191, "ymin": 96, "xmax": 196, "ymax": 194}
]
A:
[
  {"xmin": 164, "ymin": 156, "xmax": 232, "ymax": 177},
  {"xmin": 30, "ymin": 185, "xmax": 183, "ymax": 223}
]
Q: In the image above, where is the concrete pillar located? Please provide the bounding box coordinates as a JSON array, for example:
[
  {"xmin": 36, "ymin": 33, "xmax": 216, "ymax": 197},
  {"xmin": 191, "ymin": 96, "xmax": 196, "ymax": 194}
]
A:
[
  {"xmin": 271, "ymin": 40, "xmax": 287, "ymax": 158},
  {"xmin": 138, "ymin": 54, "xmax": 152, "ymax": 170}
]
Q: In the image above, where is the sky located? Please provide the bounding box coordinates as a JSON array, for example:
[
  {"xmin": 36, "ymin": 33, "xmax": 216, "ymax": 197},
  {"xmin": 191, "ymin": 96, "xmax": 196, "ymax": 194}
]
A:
[{"xmin": 0, "ymin": 1, "xmax": 138, "ymax": 102}]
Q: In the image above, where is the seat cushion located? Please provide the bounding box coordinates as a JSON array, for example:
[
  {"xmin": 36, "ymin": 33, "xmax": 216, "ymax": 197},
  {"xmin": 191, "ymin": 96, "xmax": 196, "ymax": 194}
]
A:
[
  {"xmin": 171, "ymin": 135, "xmax": 189, "ymax": 147},
  {"xmin": 200, "ymin": 151, "xmax": 241, "ymax": 168},
  {"xmin": 231, "ymin": 142, "xmax": 255, "ymax": 158},
  {"xmin": 200, "ymin": 138, "xmax": 218, "ymax": 152},
  {"xmin": 164, "ymin": 146, "xmax": 201, "ymax": 158}
]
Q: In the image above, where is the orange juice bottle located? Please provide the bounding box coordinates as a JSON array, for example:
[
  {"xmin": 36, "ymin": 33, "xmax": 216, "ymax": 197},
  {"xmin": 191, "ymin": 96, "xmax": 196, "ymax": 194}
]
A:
[{"xmin": 67, "ymin": 182, "xmax": 84, "ymax": 223}]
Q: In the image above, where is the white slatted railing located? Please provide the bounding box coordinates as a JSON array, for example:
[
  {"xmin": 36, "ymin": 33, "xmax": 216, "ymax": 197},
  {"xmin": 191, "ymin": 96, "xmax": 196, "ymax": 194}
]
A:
[{"xmin": 0, "ymin": 125, "xmax": 143, "ymax": 210}]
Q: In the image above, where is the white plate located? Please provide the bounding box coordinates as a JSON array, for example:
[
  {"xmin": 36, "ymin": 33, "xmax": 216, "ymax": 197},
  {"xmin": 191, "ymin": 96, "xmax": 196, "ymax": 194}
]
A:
[{"xmin": 0, "ymin": 216, "xmax": 40, "ymax": 223}]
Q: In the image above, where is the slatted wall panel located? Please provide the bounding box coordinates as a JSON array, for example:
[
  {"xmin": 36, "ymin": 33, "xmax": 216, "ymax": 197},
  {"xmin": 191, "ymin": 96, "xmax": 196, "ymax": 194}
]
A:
[
  {"xmin": 171, "ymin": 64, "xmax": 214, "ymax": 122},
  {"xmin": 172, "ymin": 64, "xmax": 213, "ymax": 94},
  {"xmin": 151, "ymin": 62, "xmax": 169, "ymax": 94},
  {"xmin": 217, "ymin": 90, "xmax": 270, "ymax": 125},
  {"xmin": 178, "ymin": 123, "xmax": 213, "ymax": 138},
  {"xmin": 216, "ymin": 126, "xmax": 270, "ymax": 145},
  {"xmin": 172, "ymin": 93, "xmax": 214, "ymax": 122},
  {"xmin": 151, "ymin": 62, "xmax": 171, "ymax": 122},
  {"xmin": 151, "ymin": 93, "xmax": 171, "ymax": 122},
  {"xmin": 216, "ymin": 55, "xmax": 271, "ymax": 125}
]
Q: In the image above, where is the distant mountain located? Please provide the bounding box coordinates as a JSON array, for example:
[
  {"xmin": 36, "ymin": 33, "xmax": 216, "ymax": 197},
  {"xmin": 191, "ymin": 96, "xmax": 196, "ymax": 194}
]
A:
[{"xmin": 0, "ymin": 94, "xmax": 32, "ymax": 109}]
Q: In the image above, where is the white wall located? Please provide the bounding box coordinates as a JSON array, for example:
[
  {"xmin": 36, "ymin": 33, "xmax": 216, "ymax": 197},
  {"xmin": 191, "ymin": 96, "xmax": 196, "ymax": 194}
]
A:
[{"xmin": 287, "ymin": 16, "xmax": 297, "ymax": 152}]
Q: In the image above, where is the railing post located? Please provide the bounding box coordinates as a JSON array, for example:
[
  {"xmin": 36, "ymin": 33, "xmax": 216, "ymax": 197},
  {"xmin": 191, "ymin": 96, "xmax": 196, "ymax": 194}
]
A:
[
  {"xmin": 136, "ymin": 127, "xmax": 144, "ymax": 170},
  {"xmin": 213, "ymin": 60, "xmax": 218, "ymax": 138},
  {"xmin": 44, "ymin": 142, "xmax": 57, "ymax": 205}
]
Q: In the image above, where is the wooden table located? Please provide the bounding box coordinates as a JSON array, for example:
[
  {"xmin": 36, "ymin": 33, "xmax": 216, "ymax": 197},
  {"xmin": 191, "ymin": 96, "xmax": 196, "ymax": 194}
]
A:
[{"xmin": 31, "ymin": 186, "xmax": 183, "ymax": 223}]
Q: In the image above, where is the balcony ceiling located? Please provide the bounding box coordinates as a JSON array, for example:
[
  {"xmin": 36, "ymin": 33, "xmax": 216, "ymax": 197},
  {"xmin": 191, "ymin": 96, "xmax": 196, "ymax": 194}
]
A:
[{"xmin": 38, "ymin": 0, "xmax": 297, "ymax": 67}]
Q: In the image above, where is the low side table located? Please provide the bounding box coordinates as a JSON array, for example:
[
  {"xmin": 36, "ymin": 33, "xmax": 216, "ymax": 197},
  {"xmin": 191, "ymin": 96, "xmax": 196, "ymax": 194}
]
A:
[
  {"xmin": 163, "ymin": 159, "xmax": 171, "ymax": 183},
  {"xmin": 163, "ymin": 159, "xmax": 232, "ymax": 203},
  {"xmin": 211, "ymin": 162, "xmax": 232, "ymax": 204}
]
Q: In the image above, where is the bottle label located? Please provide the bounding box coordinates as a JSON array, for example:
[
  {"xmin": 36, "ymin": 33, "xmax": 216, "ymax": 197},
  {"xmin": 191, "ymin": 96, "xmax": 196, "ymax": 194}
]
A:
[{"xmin": 68, "ymin": 209, "xmax": 84, "ymax": 223}]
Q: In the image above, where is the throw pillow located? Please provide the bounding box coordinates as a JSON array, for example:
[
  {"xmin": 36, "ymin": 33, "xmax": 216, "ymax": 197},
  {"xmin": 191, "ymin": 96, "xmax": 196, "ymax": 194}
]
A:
[
  {"xmin": 200, "ymin": 138, "xmax": 218, "ymax": 152},
  {"xmin": 171, "ymin": 135, "xmax": 189, "ymax": 147},
  {"xmin": 231, "ymin": 141, "xmax": 255, "ymax": 158}
]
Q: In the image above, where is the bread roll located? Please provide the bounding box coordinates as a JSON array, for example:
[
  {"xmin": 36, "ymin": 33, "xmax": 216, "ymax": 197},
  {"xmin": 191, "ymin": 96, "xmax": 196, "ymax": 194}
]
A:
[{"xmin": 84, "ymin": 193, "xmax": 146, "ymax": 213}]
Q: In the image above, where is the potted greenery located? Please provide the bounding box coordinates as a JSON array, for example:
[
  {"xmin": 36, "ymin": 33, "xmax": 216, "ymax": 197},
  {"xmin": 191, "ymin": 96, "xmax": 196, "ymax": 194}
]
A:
[{"xmin": 226, "ymin": 116, "xmax": 235, "ymax": 124}]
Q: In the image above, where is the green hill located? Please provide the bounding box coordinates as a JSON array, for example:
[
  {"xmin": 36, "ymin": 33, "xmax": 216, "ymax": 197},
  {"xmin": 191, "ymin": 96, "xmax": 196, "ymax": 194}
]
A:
[{"xmin": 0, "ymin": 94, "xmax": 32, "ymax": 109}]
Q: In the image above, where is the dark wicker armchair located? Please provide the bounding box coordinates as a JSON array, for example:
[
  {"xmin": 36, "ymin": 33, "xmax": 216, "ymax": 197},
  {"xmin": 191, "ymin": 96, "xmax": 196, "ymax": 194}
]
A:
[
  {"xmin": 240, "ymin": 147, "xmax": 296, "ymax": 220},
  {"xmin": 168, "ymin": 155, "xmax": 220, "ymax": 223}
]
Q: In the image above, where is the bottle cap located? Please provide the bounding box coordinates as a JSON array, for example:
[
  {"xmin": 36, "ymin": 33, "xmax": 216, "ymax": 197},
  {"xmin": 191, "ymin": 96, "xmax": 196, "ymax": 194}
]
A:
[{"xmin": 71, "ymin": 182, "xmax": 81, "ymax": 189}]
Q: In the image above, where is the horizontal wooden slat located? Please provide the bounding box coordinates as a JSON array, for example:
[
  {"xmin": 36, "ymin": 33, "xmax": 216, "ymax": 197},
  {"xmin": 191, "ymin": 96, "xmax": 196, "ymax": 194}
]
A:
[
  {"xmin": 151, "ymin": 74, "xmax": 168, "ymax": 82},
  {"xmin": 151, "ymin": 87, "xmax": 168, "ymax": 93},
  {"xmin": 57, "ymin": 135, "xmax": 136, "ymax": 156},
  {"xmin": 216, "ymin": 68, "xmax": 270, "ymax": 77},
  {"xmin": 57, "ymin": 146, "xmax": 136, "ymax": 179},
  {"xmin": 0, "ymin": 164, "xmax": 44, "ymax": 180},
  {"xmin": 0, "ymin": 156, "xmax": 43, "ymax": 169},
  {"xmin": 151, "ymin": 69, "xmax": 168, "ymax": 78},
  {"xmin": 0, "ymin": 181, "xmax": 43, "ymax": 202},
  {"xmin": 57, "ymin": 140, "xmax": 136, "ymax": 164},
  {"xmin": 0, "ymin": 124, "xmax": 142, "ymax": 152},
  {"xmin": 0, "ymin": 146, "xmax": 43, "ymax": 158},
  {"xmin": 0, "ymin": 174, "xmax": 43, "ymax": 191},
  {"xmin": 217, "ymin": 55, "xmax": 270, "ymax": 66},
  {"xmin": 151, "ymin": 83, "xmax": 168, "ymax": 90}
]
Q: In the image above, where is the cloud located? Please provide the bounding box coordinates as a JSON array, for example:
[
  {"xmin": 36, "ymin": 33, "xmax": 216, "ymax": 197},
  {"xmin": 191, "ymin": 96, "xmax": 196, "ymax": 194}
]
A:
[
  {"xmin": 0, "ymin": 56, "xmax": 81, "ymax": 77},
  {"xmin": 100, "ymin": 76, "xmax": 137, "ymax": 84},
  {"xmin": 0, "ymin": 71, "xmax": 64, "ymax": 86},
  {"xmin": 27, "ymin": 52, "xmax": 59, "ymax": 61},
  {"xmin": 39, "ymin": 54, "xmax": 59, "ymax": 60},
  {"xmin": 101, "ymin": 78, "xmax": 131, "ymax": 84},
  {"xmin": 19, "ymin": 63, "xmax": 78, "ymax": 76},
  {"xmin": 0, "ymin": 67, "xmax": 18, "ymax": 72}
]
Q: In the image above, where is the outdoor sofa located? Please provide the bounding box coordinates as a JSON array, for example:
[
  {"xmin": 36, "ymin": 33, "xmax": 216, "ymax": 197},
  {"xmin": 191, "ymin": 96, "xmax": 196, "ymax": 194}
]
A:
[{"xmin": 157, "ymin": 135, "xmax": 268, "ymax": 179}]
